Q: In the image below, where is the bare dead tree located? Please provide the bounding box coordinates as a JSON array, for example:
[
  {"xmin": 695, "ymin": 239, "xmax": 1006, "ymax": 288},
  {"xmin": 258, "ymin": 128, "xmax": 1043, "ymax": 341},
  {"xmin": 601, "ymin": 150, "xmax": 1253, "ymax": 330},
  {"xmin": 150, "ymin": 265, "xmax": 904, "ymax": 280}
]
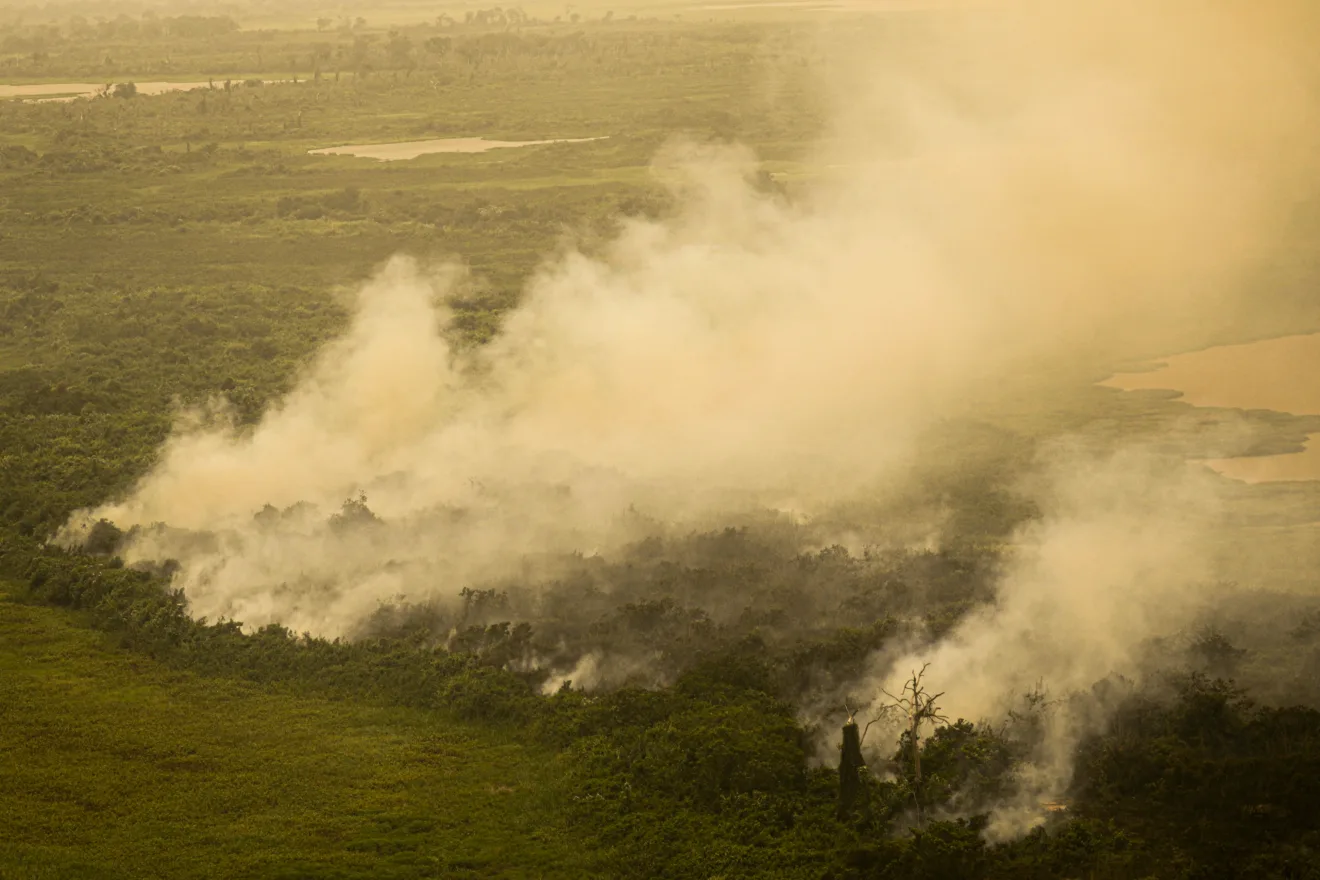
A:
[
  {"xmin": 845, "ymin": 698, "xmax": 893, "ymax": 749},
  {"xmin": 876, "ymin": 663, "xmax": 948, "ymax": 827}
]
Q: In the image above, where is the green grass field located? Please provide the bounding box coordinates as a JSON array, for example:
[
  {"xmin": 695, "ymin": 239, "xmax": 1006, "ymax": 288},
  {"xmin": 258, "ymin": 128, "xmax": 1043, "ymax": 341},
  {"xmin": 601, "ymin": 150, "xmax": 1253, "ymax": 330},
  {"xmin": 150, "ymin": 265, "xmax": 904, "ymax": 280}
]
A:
[{"xmin": 0, "ymin": 580, "xmax": 604, "ymax": 880}]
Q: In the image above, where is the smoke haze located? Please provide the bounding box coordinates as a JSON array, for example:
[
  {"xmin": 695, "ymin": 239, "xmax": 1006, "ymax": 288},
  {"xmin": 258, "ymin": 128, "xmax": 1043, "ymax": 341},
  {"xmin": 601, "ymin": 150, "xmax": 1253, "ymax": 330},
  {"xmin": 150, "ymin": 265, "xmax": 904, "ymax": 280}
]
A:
[
  {"xmin": 839, "ymin": 445, "xmax": 1227, "ymax": 836},
  {"xmin": 60, "ymin": 0, "xmax": 1320, "ymax": 819}
]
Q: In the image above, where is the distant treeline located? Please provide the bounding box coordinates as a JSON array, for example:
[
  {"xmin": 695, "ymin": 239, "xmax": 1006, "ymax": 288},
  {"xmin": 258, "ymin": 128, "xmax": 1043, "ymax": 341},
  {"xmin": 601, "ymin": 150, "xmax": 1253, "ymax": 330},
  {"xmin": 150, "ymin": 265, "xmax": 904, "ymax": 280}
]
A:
[
  {"xmin": 3, "ymin": 14, "xmax": 239, "ymax": 51},
  {"xmin": 0, "ymin": 17, "xmax": 803, "ymax": 80}
]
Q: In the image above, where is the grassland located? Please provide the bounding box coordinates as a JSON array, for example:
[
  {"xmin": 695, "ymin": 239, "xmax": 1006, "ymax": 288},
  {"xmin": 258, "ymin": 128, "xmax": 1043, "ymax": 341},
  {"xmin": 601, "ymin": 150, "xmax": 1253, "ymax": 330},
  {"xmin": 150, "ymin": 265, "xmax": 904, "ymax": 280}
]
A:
[{"xmin": 0, "ymin": 579, "xmax": 605, "ymax": 879}]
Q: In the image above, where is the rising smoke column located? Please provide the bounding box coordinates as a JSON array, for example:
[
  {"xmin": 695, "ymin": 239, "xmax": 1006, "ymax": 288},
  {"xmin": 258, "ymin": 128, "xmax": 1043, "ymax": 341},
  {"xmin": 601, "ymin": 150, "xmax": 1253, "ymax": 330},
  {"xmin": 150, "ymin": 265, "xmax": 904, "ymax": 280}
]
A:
[
  {"xmin": 63, "ymin": 1, "xmax": 1320, "ymax": 649},
  {"xmin": 846, "ymin": 445, "xmax": 1225, "ymax": 837}
]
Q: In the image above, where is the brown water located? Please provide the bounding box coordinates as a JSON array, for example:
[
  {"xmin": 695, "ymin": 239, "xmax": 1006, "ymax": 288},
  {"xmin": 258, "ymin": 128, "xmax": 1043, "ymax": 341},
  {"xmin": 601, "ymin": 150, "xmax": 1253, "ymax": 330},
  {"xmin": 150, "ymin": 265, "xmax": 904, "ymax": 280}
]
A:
[
  {"xmin": 700, "ymin": 0, "xmax": 966, "ymax": 9},
  {"xmin": 307, "ymin": 136, "xmax": 606, "ymax": 161},
  {"xmin": 0, "ymin": 82, "xmax": 108, "ymax": 99},
  {"xmin": 1101, "ymin": 333, "xmax": 1320, "ymax": 482},
  {"xmin": 0, "ymin": 81, "xmax": 269, "ymax": 102}
]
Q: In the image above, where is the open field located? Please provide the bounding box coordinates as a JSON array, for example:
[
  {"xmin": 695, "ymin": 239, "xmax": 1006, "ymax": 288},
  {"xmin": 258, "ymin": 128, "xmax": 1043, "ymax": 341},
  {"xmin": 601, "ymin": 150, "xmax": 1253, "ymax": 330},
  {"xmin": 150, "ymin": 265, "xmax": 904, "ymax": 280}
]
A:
[{"xmin": 0, "ymin": 580, "xmax": 601, "ymax": 880}]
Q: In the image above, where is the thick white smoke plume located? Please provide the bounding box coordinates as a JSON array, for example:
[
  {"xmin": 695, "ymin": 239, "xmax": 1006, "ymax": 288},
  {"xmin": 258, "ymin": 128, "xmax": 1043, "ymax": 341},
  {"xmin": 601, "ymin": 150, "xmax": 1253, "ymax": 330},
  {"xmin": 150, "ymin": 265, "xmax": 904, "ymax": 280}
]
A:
[
  {"xmin": 846, "ymin": 446, "xmax": 1225, "ymax": 837},
  {"xmin": 61, "ymin": 2, "xmax": 1320, "ymax": 813}
]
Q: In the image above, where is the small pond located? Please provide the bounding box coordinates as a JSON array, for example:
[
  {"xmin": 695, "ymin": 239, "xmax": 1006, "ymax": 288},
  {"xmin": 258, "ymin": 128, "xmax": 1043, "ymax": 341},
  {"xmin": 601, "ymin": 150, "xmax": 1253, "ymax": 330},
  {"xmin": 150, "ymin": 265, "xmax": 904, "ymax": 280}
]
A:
[{"xmin": 307, "ymin": 136, "xmax": 606, "ymax": 161}]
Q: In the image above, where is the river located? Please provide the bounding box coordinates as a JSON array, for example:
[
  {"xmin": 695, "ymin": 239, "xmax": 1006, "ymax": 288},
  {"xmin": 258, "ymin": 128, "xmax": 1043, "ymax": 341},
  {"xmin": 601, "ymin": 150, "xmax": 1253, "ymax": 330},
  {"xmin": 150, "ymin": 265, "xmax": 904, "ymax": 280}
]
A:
[
  {"xmin": 1100, "ymin": 332, "xmax": 1320, "ymax": 482},
  {"xmin": 0, "ymin": 81, "xmax": 274, "ymax": 102}
]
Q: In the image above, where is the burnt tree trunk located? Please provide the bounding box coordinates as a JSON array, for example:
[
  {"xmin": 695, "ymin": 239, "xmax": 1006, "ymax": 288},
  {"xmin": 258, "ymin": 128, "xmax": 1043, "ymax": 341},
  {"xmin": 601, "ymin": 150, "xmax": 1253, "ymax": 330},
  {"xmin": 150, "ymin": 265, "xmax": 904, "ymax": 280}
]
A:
[{"xmin": 838, "ymin": 721, "xmax": 868, "ymax": 819}]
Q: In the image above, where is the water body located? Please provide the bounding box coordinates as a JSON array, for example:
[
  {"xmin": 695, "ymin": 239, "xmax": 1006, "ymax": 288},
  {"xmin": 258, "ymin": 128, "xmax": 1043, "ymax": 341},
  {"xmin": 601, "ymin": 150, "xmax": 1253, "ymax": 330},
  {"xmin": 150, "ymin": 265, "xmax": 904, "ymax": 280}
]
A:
[
  {"xmin": 0, "ymin": 81, "xmax": 260, "ymax": 102},
  {"xmin": 0, "ymin": 82, "xmax": 109, "ymax": 99},
  {"xmin": 307, "ymin": 136, "xmax": 606, "ymax": 161},
  {"xmin": 1101, "ymin": 333, "xmax": 1320, "ymax": 482},
  {"xmin": 701, "ymin": 0, "xmax": 958, "ymax": 9}
]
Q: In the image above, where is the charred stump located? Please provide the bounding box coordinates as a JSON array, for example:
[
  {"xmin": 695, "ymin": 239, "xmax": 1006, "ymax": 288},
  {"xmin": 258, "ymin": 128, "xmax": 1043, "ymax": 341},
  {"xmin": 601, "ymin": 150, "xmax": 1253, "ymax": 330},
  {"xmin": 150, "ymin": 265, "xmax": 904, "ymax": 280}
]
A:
[{"xmin": 838, "ymin": 720, "xmax": 868, "ymax": 819}]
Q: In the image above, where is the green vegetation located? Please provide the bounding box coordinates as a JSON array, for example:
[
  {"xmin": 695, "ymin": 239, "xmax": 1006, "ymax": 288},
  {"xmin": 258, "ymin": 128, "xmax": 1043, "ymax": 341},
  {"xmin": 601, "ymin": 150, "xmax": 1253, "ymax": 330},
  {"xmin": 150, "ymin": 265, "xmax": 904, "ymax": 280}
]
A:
[
  {"xmin": 0, "ymin": 578, "xmax": 600, "ymax": 879},
  {"xmin": 3, "ymin": 7, "xmax": 1320, "ymax": 879},
  {"xmin": 8, "ymin": 530, "xmax": 1320, "ymax": 878}
]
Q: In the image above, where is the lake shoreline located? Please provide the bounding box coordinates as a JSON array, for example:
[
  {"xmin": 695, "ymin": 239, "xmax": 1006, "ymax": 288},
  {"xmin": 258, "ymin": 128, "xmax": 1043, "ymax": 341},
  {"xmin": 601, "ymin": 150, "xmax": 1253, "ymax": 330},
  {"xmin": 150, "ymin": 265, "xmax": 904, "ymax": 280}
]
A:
[{"xmin": 1101, "ymin": 331, "xmax": 1320, "ymax": 482}]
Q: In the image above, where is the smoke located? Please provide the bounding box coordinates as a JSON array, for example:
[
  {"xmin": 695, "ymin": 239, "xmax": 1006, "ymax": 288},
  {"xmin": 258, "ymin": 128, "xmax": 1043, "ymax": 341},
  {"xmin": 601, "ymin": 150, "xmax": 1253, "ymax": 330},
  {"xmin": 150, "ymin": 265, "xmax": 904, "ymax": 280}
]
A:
[
  {"xmin": 849, "ymin": 446, "xmax": 1225, "ymax": 838},
  {"xmin": 889, "ymin": 448, "xmax": 1217, "ymax": 717},
  {"xmin": 59, "ymin": 0, "xmax": 1320, "ymax": 831},
  {"xmin": 538, "ymin": 649, "xmax": 667, "ymax": 696}
]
